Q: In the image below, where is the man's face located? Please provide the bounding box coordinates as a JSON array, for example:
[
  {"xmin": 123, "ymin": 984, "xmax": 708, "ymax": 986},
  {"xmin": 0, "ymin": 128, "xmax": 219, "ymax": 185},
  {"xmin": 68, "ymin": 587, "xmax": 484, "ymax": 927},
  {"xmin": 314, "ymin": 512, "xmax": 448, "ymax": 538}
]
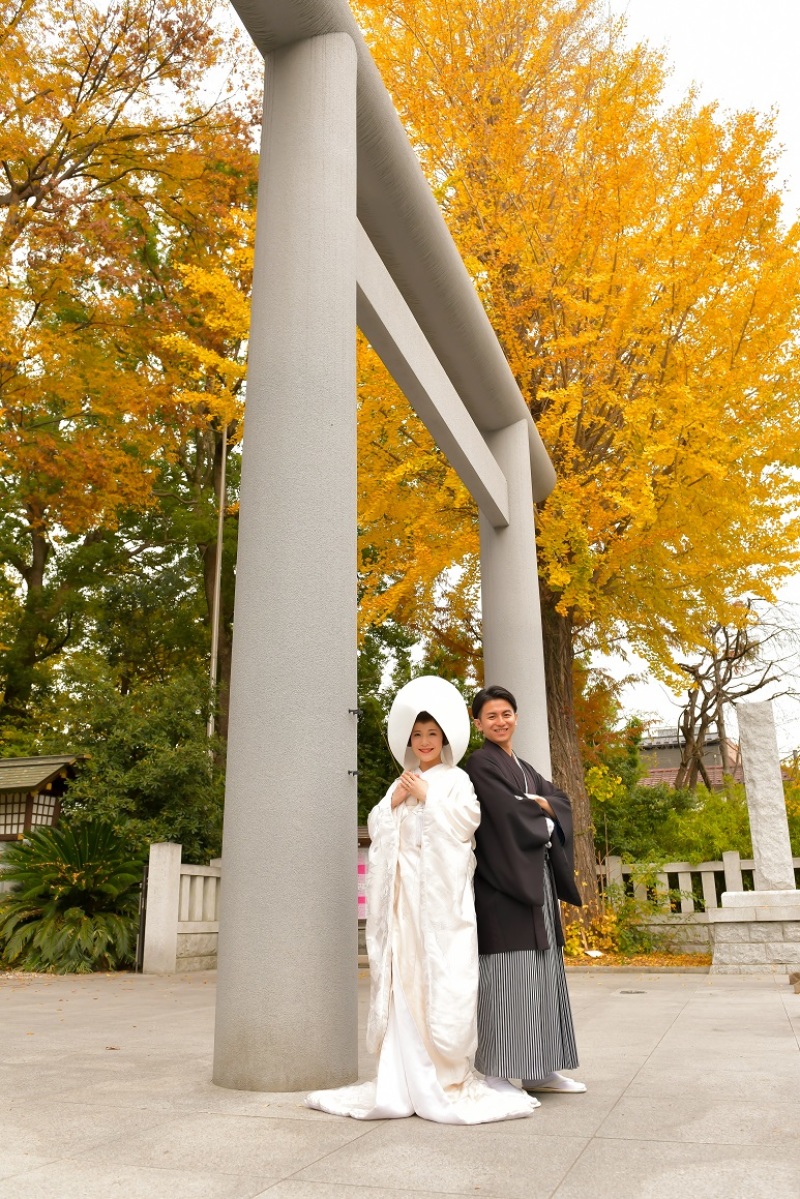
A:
[{"xmin": 474, "ymin": 698, "xmax": 518, "ymax": 748}]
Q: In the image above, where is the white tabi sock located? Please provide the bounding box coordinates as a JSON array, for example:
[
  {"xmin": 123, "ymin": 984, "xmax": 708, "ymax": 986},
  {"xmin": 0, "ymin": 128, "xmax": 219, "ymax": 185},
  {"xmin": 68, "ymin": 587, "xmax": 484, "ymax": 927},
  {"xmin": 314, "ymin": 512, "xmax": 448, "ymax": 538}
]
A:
[
  {"xmin": 522, "ymin": 1071, "xmax": 586, "ymax": 1093},
  {"xmin": 483, "ymin": 1076, "xmax": 540, "ymax": 1106}
]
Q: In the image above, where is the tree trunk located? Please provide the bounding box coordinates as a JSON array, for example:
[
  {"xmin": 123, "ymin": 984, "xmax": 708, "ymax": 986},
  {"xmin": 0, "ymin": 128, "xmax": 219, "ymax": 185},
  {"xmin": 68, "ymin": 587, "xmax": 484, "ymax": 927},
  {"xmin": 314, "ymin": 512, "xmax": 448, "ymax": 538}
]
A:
[
  {"xmin": 539, "ymin": 588, "xmax": 600, "ymax": 915},
  {"xmin": 0, "ymin": 523, "xmax": 50, "ymax": 720},
  {"xmin": 715, "ymin": 674, "xmax": 731, "ymax": 776}
]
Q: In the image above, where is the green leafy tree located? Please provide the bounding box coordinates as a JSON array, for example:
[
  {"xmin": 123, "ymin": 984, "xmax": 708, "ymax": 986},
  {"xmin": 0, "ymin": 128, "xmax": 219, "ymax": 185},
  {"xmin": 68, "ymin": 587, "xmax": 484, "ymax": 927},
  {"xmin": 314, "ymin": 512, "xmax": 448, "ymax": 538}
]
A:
[
  {"xmin": 0, "ymin": 821, "xmax": 144, "ymax": 973},
  {"xmin": 656, "ymin": 783, "xmax": 754, "ymax": 863},
  {"xmin": 356, "ymin": 623, "xmax": 483, "ymax": 823},
  {"xmin": 356, "ymin": 626, "xmax": 413, "ymax": 823},
  {"xmin": 7, "ymin": 669, "xmax": 225, "ymax": 863}
]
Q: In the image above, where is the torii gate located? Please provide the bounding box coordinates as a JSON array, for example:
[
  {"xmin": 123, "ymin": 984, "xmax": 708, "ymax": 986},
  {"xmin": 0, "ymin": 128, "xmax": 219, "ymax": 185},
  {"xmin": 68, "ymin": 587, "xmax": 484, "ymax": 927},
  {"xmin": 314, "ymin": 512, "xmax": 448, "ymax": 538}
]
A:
[{"xmin": 213, "ymin": 0, "xmax": 557, "ymax": 1093}]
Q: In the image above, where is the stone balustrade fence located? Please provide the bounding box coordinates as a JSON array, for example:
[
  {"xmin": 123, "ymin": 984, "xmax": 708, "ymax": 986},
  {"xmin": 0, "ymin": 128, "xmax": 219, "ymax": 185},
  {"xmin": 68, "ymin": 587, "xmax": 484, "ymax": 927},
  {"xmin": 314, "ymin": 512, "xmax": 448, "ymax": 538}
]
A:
[
  {"xmin": 599, "ymin": 853, "xmax": 800, "ymax": 955},
  {"xmin": 140, "ymin": 843, "xmax": 221, "ymax": 974},
  {"xmin": 138, "ymin": 842, "xmax": 800, "ymax": 972},
  {"xmin": 601, "ymin": 852, "xmax": 800, "ymax": 911}
]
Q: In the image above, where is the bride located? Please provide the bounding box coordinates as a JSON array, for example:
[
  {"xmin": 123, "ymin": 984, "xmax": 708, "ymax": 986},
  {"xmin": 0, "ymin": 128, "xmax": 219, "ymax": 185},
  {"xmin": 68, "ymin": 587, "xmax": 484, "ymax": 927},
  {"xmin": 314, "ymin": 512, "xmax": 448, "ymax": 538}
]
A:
[{"xmin": 306, "ymin": 675, "xmax": 537, "ymax": 1124}]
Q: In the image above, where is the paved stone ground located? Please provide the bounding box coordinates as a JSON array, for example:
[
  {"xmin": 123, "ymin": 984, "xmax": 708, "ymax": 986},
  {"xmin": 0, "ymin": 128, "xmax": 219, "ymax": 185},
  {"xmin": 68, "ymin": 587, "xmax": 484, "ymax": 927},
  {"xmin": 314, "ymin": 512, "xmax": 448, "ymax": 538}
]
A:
[{"xmin": 2, "ymin": 968, "xmax": 799, "ymax": 1199}]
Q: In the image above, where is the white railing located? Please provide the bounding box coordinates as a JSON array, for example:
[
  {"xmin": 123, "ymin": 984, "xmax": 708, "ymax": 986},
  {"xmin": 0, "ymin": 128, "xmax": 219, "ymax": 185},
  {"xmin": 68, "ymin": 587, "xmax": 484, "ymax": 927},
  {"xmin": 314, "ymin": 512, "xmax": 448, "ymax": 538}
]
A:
[
  {"xmin": 177, "ymin": 863, "xmax": 221, "ymax": 930},
  {"xmin": 140, "ymin": 843, "xmax": 800, "ymax": 971},
  {"xmin": 599, "ymin": 853, "xmax": 800, "ymax": 913}
]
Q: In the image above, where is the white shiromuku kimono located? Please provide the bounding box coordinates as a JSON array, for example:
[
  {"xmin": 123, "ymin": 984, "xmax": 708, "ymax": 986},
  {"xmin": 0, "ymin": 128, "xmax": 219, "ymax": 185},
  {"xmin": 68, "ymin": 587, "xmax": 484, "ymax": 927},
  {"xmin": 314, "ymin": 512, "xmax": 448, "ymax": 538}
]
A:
[{"xmin": 306, "ymin": 756, "xmax": 537, "ymax": 1124}]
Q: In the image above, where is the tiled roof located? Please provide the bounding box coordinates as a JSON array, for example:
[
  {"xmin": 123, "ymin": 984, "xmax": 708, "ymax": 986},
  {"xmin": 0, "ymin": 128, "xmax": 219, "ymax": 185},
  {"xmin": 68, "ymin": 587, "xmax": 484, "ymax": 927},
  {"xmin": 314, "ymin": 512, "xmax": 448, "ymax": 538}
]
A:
[
  {"xmin": 0, "ymin": 755, "xmax": 79, "ymax": 793},
  {"xmin": 640, "ymin": 762, "xmax": 744, "ymax": 789}
]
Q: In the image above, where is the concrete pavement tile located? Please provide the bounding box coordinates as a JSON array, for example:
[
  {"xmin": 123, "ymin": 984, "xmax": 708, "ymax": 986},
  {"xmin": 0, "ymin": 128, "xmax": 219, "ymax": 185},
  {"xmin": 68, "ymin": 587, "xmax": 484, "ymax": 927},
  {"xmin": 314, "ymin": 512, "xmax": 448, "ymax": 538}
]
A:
[
  {"xmin": 1, "ymin": 1058, "xmax": 209, "ymax": 1103},
  {"xmin": 645, "ymin": 1042, "xmax": 796, "ymax": 1066},
  {"xmin": 77, "ymin": 1110, "xmax": 375, "ymax": 1177},
  {"xmin": 634, "ymin": 1049, "xmax": 800, "ymax": 1079},
  {"xmin": 293, "ymin": 1118, "xmax": 587, "ymax": 1198},
  {"xmin": 55, "ymin": 1074, "xmax": 369, "ymax": 1121},
  {"xmin": 253, "ymin": 1185, "xmax": 509, "ymax": 1199},
  {"xmin": 252, "ymin": 1184, "xmax": 508, "ymax": 1199},
  {"xmin": 4, "ymin": 971, "xmax": 800, "ymax": 1199},
  {"xmin": 465, "ymin": 1092, "xmax": 618, "ymax": 1141},
  {"xmin": 596, "ymin": 1094, "xmax": 800, "ymax": 1145},
  {"xmin": 625, "ymin": 1065, "xmax": 800, "ymax": 1104},
  {"xmin": 0, "ymin": 1098, "xmax": 166, "ymax": 1157},
  {"xmin": 0, "ymin": 1160, "xmax": 275, "ymax": 1199},
  {"xmin": 0, "ymin": 1150, "xmax": 59, "ymax": 1183},
  {"xmin": 552, "ymin": 1137, "xmax": 800, "ymax": 1199}
]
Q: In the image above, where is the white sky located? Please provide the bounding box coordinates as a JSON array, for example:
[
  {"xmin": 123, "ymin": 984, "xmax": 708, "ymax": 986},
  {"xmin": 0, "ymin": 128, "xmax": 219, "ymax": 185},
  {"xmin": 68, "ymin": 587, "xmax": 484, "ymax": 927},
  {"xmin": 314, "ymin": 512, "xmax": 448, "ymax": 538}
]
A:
[{"xmin": 601, "ymin": 0, "xmax": 800, "ymax": 753}]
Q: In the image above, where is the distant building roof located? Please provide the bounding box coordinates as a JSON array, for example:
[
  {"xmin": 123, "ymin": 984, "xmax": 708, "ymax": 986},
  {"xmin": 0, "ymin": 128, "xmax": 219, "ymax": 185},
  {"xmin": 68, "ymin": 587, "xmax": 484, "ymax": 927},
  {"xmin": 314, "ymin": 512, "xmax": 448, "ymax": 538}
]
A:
[
  {"xmin": 0, "ymin": 755, "xmax": 80, "ymax": 793},
  {"xmin": 640, "ymin": 762, "xmax": 744, "ymax": 790}
]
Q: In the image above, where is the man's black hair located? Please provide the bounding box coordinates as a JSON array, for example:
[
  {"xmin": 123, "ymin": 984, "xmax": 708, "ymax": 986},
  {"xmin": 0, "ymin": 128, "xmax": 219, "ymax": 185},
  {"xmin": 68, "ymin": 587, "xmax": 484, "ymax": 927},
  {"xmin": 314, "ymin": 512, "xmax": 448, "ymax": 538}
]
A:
[{"xmin": 471, "ymin": 686, "xmax": 518, "ymax": 720}]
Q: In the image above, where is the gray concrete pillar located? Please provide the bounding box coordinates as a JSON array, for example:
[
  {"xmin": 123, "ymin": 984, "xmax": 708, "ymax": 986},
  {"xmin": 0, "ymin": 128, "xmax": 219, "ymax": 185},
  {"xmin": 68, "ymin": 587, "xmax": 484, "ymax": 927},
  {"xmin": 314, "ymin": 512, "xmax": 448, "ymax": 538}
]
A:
[
  {"xmin": 142, "ymin": 843, "xmax": 181, "ymax": 975},
  {"xmin": 213, "ymin": 32, "xmax": 359, "ymax": 1092},
  {"xmin": 479, "ymin": 419, "xmax": 551, "ymax": 772},
  {"xmin": 737, "ymin": 701, "xmax": 796, "ymax": 891}
]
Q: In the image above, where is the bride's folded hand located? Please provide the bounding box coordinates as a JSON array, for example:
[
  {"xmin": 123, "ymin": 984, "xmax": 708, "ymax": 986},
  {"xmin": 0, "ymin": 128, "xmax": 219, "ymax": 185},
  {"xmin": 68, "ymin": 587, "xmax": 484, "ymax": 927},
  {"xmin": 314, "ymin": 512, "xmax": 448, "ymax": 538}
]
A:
[
  {"xmin": 401, "ymin": 771, "xmax": 428, "ymax": 801},
  {"xmin": 390, "ymin": 782, "xmax": 409, "ymax": 808}
]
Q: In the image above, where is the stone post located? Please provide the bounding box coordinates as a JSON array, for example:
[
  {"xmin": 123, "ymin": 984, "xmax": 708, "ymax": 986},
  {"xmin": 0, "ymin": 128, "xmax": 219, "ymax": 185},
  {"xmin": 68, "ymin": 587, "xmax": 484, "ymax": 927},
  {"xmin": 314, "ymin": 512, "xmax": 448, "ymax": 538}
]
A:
[
  {"xmin": 142, "ymin": 843, "xmax": 181, "ymax": 975},
  {"xmin": 604, "ymin": 855, "xmax": 624, "ymax": 891},
  {"xmin": 737, "ymin": 701, "xmax": 796, "ymax": 891},
  {"xmin": 212, "ymin": 33, "xmax": 359, "ymax": 1091},
  {"xmin": 709, "ymin": 700, "xmax": 800, "ymax": 974},
  {"xmin": 479, "ymin": 419, "xmax": 551, "ymax": 773},
  {"xmin": 722, "ymin": 851, "xmax": 744, "ymax": 894}
]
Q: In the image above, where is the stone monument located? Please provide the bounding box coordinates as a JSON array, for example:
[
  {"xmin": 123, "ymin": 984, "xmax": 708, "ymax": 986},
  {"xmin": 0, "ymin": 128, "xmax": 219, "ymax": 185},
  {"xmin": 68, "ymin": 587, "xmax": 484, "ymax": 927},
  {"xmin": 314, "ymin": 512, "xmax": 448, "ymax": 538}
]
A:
[{"xmin": 709, "ymin": 700, "xmax": 800, "ymax": 974}]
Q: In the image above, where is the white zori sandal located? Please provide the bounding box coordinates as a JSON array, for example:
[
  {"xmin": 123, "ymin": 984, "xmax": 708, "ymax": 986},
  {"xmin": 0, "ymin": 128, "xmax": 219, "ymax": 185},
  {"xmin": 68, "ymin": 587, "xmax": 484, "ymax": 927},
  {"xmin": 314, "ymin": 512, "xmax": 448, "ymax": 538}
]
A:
[{"xmin": 522, "ymin": 1072, "xmax": 587, "ymax": 1094}]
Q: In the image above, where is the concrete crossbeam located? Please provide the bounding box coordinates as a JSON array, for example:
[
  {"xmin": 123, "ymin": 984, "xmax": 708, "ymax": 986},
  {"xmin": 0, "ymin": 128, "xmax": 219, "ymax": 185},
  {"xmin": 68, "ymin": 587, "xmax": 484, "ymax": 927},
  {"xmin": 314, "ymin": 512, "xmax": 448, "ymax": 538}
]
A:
[{"xmin": 356, "ymin": 225, "xmax": 509, "ymax": 527}]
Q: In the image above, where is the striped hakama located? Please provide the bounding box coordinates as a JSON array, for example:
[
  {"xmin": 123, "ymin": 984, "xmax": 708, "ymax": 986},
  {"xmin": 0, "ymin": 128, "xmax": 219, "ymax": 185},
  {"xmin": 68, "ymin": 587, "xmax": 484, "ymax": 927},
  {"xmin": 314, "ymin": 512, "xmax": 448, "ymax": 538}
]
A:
[{"xmin": 475, "ymin": 863, "xmax": 579, "ymax": 1079}]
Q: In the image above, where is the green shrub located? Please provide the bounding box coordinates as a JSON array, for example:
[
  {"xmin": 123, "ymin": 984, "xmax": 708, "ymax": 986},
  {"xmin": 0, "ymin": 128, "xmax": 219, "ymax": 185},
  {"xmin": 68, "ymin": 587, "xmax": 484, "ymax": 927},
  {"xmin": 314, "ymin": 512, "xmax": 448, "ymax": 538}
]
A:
[
  {"xmin": 0, "ymin": 820, "xmax": 144, "ymax": 974},
  {"xmin": 564, "ymin": 875, "xmax": 678, "ymax": 958},
  {"xmin": 57, "ymin": 673, "xmax": 225, "ymax": 863},
  {"xmin": 595, "ymin": 777, "xmax": 762, "ymax": 864},
  {"xmin": 656, "ymin": 782, "xmax": 753, "ymax": 861}
]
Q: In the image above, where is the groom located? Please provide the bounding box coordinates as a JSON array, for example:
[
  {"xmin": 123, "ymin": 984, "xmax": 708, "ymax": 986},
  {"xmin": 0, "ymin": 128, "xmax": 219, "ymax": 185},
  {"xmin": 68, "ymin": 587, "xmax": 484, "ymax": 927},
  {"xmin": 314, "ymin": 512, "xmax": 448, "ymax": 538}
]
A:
[{"xmin": 465, "ymin": 684, "xmax": 586, "ymax": 1095}]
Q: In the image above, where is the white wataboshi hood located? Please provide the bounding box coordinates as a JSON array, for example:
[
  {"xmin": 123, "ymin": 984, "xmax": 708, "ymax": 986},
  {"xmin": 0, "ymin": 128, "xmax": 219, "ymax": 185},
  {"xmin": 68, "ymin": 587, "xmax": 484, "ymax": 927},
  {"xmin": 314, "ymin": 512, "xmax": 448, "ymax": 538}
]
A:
[{"xmin": 386, "ymin": 676, "xmax": 471, "ymax": 770}]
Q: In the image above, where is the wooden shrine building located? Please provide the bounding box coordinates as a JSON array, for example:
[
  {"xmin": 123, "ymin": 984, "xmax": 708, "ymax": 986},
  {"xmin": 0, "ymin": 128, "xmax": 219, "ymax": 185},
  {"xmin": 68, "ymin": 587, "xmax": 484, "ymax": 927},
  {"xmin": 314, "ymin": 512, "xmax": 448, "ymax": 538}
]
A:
[{"xmin": 0, "ymin": 755, "xmax": 79, "ymax": 842}]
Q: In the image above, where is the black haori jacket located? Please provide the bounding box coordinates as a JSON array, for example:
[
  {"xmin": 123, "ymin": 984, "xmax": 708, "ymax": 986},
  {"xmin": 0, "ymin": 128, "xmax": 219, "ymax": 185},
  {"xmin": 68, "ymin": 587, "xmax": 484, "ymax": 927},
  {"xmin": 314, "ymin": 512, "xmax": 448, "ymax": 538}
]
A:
[{"xmin": 465, "ymin": 740, "xmax": 582, "ymax": 954}]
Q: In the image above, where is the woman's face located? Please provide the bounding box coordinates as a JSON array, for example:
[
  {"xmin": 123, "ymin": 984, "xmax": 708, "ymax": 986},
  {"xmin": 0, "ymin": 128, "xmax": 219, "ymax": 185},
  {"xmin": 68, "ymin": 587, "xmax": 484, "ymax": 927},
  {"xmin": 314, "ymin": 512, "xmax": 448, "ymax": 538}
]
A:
[
  {"xmin": 410, "ymin": 720, "xmax": 444, "ymax": 768},
  {"xmin": 474, "ymin": 698, "xmax": 517, "ymax": 748}
]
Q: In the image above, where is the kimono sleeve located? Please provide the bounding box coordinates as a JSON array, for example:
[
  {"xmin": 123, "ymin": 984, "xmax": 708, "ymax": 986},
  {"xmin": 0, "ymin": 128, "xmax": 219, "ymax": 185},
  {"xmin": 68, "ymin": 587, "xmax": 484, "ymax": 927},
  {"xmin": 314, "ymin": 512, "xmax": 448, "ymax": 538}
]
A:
[
  {"xmin": 527, "ymin": 767, "xmax": 573, "ymax": 838},
  {"xmin": 366, "ymin": 783, "xmax": 401, "ymax": 859},
  {"xmin": 424, "ymin": 767, "xmax": 480, "ymax": 843},
  {"xmin": 525, "ymin": 762, "xmax": 583, "ymax": 909},
  {"xmin": 466, "ymin": 752, "xmax": 551, "ymax": 906}
]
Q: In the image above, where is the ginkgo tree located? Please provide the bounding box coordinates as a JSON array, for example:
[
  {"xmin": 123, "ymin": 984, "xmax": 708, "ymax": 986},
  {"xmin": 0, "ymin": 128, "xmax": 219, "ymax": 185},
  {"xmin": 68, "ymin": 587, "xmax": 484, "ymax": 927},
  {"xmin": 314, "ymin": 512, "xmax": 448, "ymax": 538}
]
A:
[{"xmin": 353, "ymin": 0, "xmax": 800, "ymax": 904}]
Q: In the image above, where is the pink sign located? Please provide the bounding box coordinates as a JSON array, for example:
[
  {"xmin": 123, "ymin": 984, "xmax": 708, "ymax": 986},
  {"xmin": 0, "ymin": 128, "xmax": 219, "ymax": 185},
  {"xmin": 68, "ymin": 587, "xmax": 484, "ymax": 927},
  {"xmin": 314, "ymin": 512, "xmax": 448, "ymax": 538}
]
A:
[{"xmin": 357, "ymin": 847, "xmax": 368, "ymax": 920}]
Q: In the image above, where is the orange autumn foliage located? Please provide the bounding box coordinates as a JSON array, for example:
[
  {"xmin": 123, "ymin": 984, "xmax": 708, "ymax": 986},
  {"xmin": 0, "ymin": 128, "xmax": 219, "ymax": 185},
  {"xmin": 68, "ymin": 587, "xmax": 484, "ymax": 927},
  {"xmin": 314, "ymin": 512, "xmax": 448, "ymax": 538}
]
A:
[
  {"xmin": 0, "ymin": 0, "xmax": 258, "ymax": 714},
  {"xmin": 354, "ymin": 0, "xmax": 800, "ymax": 670},
  {"xmin": 0, "ymin": 0, "xmax": 256, "ymax": 534},
  {"xmin": 352, "ymin": 0, "xmax": 800, "ymax": 908}
]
